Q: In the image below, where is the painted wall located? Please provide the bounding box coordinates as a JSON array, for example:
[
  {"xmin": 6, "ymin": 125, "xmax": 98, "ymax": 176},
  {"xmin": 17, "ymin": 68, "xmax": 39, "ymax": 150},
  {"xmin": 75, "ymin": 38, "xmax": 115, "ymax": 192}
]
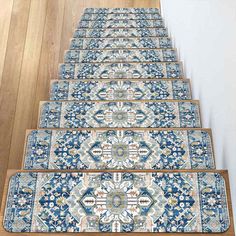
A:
[{"xmin": 161, "ymin": 0, "xmax": 236, "ymax": 226}]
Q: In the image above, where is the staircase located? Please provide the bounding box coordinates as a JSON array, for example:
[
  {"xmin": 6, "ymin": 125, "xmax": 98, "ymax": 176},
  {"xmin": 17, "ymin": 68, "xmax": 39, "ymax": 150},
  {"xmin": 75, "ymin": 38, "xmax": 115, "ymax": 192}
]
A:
[{"xmin": 1, "ymin": 8, "xmax": 234, "ymax": 234}]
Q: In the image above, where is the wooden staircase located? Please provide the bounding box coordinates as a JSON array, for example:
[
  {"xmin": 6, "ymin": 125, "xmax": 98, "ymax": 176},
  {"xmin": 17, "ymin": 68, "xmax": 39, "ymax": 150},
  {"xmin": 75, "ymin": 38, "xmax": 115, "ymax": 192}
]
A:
[{"xmin": 0, "ymin": 7, "xmax": 234, "ymax": 235}]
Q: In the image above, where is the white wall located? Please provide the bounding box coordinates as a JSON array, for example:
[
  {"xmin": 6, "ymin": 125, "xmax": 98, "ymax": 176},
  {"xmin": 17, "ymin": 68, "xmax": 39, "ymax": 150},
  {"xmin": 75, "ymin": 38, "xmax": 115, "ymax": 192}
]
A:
[{"xmin": 161, "ymin": 0, "xmax": 236, "ymax": 227}]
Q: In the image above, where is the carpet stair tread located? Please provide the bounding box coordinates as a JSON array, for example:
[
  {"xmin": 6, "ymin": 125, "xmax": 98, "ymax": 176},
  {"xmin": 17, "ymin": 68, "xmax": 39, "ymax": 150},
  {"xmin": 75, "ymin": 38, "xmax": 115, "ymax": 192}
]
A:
[
  {"xmin": 73, "ymin": 28, "xmax": 168, "ymax": 38},
  {"xmin": 69, "ymin": 37, "xmax": 172, "ymax": 50},
  {"xmin": 77, "ymin": 19, "xmax": 165, "ymax": 29},
  {"xmin": 38, "ymin": 100, "xmax": 201, "ymax": 129},
  {"xmin": 84, "ymin": 8, "xmax": 161, "ymax": 14},
  {"xmin": 59, "ymin": 62, "xmax": 183, "ymax": 80},
  {"xmin": 81, "ymin": 13, "xmax": 162, "ymax": 21},
  {"xmin": 3, "ymin": 171, "xmax": 230, "ymax": 233},
  {"xmin": 50, "ymin": 79, "xmax": 191, "ymax": 101},
  {"xmin": 23, "ymin": 128, "xmax": 214, "ymax": 170},
  {"xmin": 64, "ymin": 48, "xmax": 177, "ymax": 63}
]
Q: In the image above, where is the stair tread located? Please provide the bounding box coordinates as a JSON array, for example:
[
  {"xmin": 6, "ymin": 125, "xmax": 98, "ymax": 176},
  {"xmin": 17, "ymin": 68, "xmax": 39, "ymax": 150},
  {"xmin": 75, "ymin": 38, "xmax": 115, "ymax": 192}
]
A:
[
  {"xmin": 23, "ymin": 128, "xmax": 214, "ymax": 170},
  {"xmin": 78, "ymin": 19, "xmax": 165, "ymax": 29},
  {"xmin": 69, "ymin": 37, "xmax": 172, "ymax": 50},
  {"xmin": 3, "ymin": 171, "xmax": 229, "ymax": 233},
  {"xmin": 84, "ymin": 8, "xmax": 160, "ymax": 14},
  {"xmin": 38, "ymin": 100, "xmax": 201, "ymax": 129},
  {"xmin": 74, "ymin": 28, "xmax": 168, "ymax": 38},
  {"xmin": 50, "ymin": 79, "xmax": 191, "ymax": 101},
  {"xmin": 81, "ymin": 13, "xmax": 162, "ymax": 21},
  {"xmin": 64, "ymin": 48, "xmax": 177, "ymax": 63},
  {"xmin": 59, "ymin": 62, "xmax": 183, "ymax": 80}
]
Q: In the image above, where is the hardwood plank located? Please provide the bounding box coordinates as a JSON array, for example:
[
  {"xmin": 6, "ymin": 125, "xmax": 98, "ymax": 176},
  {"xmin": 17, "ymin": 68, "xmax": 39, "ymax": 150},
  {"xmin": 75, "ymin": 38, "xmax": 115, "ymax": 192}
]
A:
[
  {"xmin": 0, "ymin": 0, "xmax": 14, "ymax": 87},
  {"xmin": 59, "ymin": 0, "xmax": 84, "ymax": 63},
  {"xmin": 31, "ymin": 0, "xmax": 65, "ymax": 127},
  {"xmin": 83, "ymin": 0, "xmax": 133, "ymax": 8},
  {"xmin": 8, "ymin": 0, "xmax": 48, "ymax": 170},
  {"xmin": 0, "ymin": 169, "xmax": 234, "ymax": 236},
  {"xmin": 0, "ymin": 0, "xmax": 31, "ymax": 206},
  {"xmin": 132, "ymin": 0, "xmax": 160, "ymax": 8}
]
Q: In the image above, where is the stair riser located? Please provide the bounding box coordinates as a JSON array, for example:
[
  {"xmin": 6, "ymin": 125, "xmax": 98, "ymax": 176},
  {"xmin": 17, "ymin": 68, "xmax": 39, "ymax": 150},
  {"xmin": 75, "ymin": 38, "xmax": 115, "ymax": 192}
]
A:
[
  {"xmin": 74, "ymin": 28, "xmax": 168, "ymax": 38},
  {"xmin": 69, "ymin": 37, "xmax": 172, "ymax": 50},
  {"xmin": 64, "ymin": 49, "xmax": 177, "ymax": 63},
  {"xmin": 38, "ymin": 101, "xmax": 201, "ymax": 129},
  {"xmin": 3, "ymin": 171, "xmax": 229, "ymax": 233},
  {"xmin": 59, "ymin": 62, "xmax": 183, "ymax": 80},
  {"xmin": 50, "ymin": 80, "xmax": 191, "ymax": 101},
  {"xmin": 23, "ymin": 129, "xmax": 214, "ymax": 170},
  {"xmin": 81, "ymin": 13, "xmax": 162, "ymax": 21}
]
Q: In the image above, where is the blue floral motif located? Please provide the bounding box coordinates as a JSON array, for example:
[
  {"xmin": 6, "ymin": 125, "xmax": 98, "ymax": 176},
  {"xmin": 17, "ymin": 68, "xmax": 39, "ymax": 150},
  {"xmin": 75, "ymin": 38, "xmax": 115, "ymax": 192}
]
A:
[
  {"xmin": 39, "ymin": 101, "xmax": 201, "ymax": 128},
  {"xmin": 3, "ymin": 173, "xmax": 38, "ymax": 232},
  {"xmin": 59, "ymin": 64, "xmax": 75, "ymax": 79},
  {"xmin": 23, "ymin": 129, "xmax": 214, "ymax": 170},
  {"xmin": 172, "ymin": 80, "xmax": 192, "ymax": 99},
  {"xmin": 80, "ymin": 13, "xmax": 162, "ymax": 21},
  {"xmin": 84, "ymin": 8, "xmax": 160, "ymax": 14},
  {"xmin": 77, "ymin": 19, "xmax": 165, "ymax": 29},
  {"xmin": 39, "ymin": 102, "xmax": 62, "ymax": 128},
  {"xmin": 24, "ymin": 130, "xmax": 52, "ymax": 169},
  {"xmin": 63, "ymin": 102, "xmax": 95, "ymax": 128},
  {"xmin": 3, "ymin": 172, "xmax": 230, "ymax": 233},
  {"xmin": 50, "ymin": 80, "xmax": 191, "ymax": 101},
  {"xmin": 179, "ymin": 101, "xmax": 200, "ymax": 127},
  {"xmin": 166, "ymin": 62, "xmax": 182, "ymax": 78},
  {"xmin": 50, "ymin": 80, "xmax": 70, "ymax": 100},
  {"xmin": 73, "ymin": 28, "xmax": 168, "ymax": 38},
  {"xmin": 197, "ymin": 173, "xmax": 230, "ymax": 232},
  {"xmin": 59, "ymin": 62, "xmax": 182, "ymax": 79},
  {"xmin": 188, "ymin": 130, "xmax": 215, "ymax": 168},
  {"xmin": 64, "ymin": 49, "xmax": 177, "ymax": 63}
]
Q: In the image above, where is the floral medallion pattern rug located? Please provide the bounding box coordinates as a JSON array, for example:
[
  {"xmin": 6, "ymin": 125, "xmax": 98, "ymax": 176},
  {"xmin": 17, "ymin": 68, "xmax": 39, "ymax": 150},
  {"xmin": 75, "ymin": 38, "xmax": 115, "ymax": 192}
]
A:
[
  {"xmin": 50, "ymin": 79, "xmax": 191, "ymax": 101},
  {"xmin": 69, "ymin": 37, "xmax": 172, "ymax": 50},
  {"xmin": 4, "ymin": 172, "xmax": 229, "ymax": 233},
  {"xmin": 23, "ymin": 129, "xmax": 214, "ymax": 170},
  {"xmin": 39, "ymin": 101, "xmax": 201, "ymax": 128}
]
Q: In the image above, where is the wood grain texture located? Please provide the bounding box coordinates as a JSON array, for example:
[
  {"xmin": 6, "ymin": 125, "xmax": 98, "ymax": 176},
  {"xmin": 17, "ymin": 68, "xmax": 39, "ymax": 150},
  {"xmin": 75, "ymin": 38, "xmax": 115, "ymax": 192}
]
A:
[
  {"xmin": 59, "ymin": 0, "xmax": 84, "ymax": 62},
  {"xmin": 0, "ymin": 0, "xmax": 14, "ymax": 87},
  {"xmin": 0, "ymin": 0, "xmax": 31, "ymax": 205},
  {"xmin": 0, "ymin": 169, "xmax": 234, "ymax": 236},
  {"xmin": 8, "ymin": 0, "xmax": 48, "ymax": 170},
  {"xmin": 31, "ymin": 0, "xmax": 65, "ymax": 127}
]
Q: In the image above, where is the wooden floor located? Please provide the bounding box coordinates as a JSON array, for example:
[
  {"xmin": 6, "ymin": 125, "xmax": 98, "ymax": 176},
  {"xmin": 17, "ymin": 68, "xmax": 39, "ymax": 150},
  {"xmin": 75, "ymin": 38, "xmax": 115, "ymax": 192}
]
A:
[{"xmin": 0, "ymin": 0, "xmax": 161, "ymax": 205}]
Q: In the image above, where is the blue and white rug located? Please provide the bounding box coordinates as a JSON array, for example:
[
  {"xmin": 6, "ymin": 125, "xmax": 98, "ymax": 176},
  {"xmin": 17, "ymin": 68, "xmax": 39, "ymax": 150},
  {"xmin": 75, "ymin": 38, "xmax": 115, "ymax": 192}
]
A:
[
  {"xmin": 38, "ymin": 101, "xmax": 201, "ymax": 128},
  {"xmin": 3, "ymin": 172, "xmax": 229, "ymax": 232},
  {"xmin": 59, "ymin": 62, "xmax": 182, "ymax": 79},
  {"xmin": 64, "ymin": 49, "xmax": 177, "ymax": 63},
  {"xmin": 23, "ymin": 129, "xmax": 214, "ymax": 170},
  {"xmin": 69, "ymin": 37, "xmax": 172, "ymax": 50},
  {"xmin": 50, "ymin": 79, "xmax": 191, "ymax": 101},
  {"xmin": 73, "ymin": 28, "xmax": 168, "ymax": 38},
  {"xmin": 81, "ymin": 13, "xmax": 162, "ymax": 21},
  {"xmin": 84, "ymin": 8, "xmax": 161, "ymax": 14},
  {"xmin": 77, "ymin": 19, "xmax": 165, "ymax": 28}
]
